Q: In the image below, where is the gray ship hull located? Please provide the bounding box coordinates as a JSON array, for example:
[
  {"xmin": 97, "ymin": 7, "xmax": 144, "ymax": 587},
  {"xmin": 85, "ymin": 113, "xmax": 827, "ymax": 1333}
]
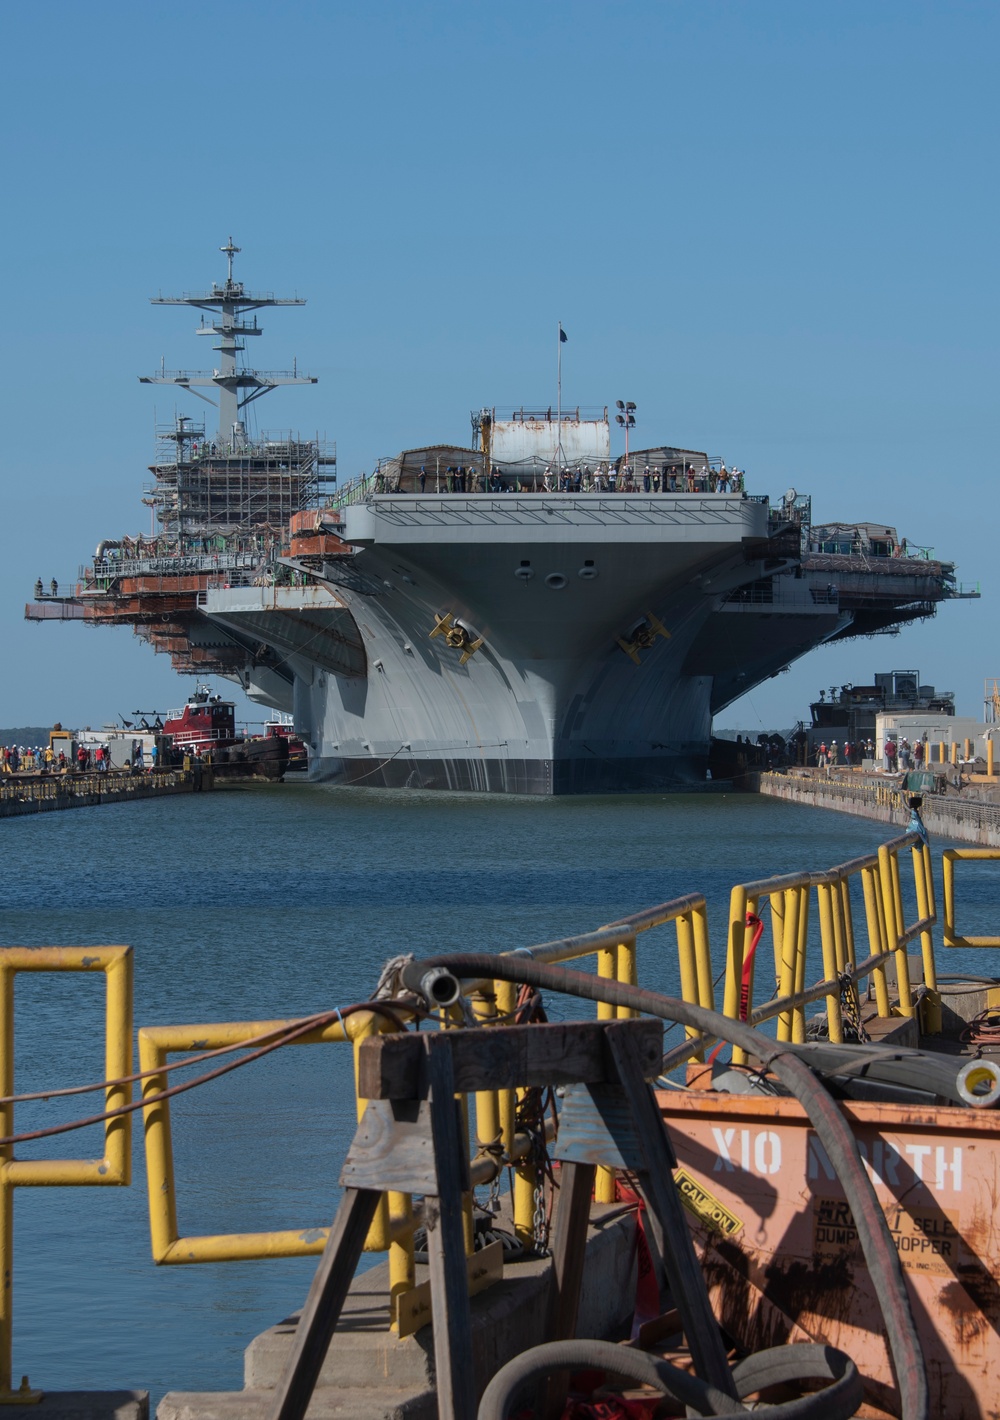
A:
[{"xmin": 204, "ymin": 492, "xmax": 847, "ymax": 793}]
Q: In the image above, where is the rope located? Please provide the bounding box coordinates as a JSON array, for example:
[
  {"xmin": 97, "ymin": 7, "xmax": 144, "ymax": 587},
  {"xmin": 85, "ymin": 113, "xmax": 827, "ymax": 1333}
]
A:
[{"xmin": 0, "ymin": 999, "xmax": 409, "ymax": 1147}]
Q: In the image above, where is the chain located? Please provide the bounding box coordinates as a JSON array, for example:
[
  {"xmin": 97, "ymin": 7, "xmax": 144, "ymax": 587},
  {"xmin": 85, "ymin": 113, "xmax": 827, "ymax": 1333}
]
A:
[
  {"xmin": 839, "ymin": 971, "xmax": 871, "ymax": 1043},
  {"xmin": 515, "ymin": 1085, "xmax": 554, "ymax": 1256},
  {"xmin": 532, "ymin": 1172, "xmax": 548, "ymax": 1254}
]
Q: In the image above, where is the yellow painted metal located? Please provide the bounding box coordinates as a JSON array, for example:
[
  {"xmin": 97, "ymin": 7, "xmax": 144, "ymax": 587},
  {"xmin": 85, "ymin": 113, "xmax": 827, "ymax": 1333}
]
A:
[
  {"xmin": 939, "ymin": 740, "xmax": 947, "ymax": 764},
  {"xmin": 792, "ymin": 885, "xmax": 810, "ymax": 1043},
  {"xmin": 675, "ymin": 914, "xmax": 703, "ymax": 1059},
  {"xmin": 513, "ymin": 1144, "xmax": 537, "ymax": 1250},
  {"xmin": 494, "ymin": 979, "xmax": 517, "ymax": 1156},
  {"xmin": 913, "ymin": 844, "xmax": 941, "ymax": 1032},
  {"xmin": 139, "ymin": 1011, "xmax": 380, "ymax": 1264},
  {"xmin": 775, "ymin": 888, "xmax": 801, "ymax": 1045},
  {"xmin": 942, "ymin": 848, "xmax": 1000, "ymax": 948},
  {"xmin": 471, "ymin": 989, "xmax": 501, "ymax": 1151},
  {"xmin": 616, "ymin": 936, "xmax": 637, "ymax": 1018},
  {"xmin": 816, "ymin": 881, "xmax": 845, "ymax": 1044},
  {"xmin": 596, "ymin": 945, "xmax": 617, "ymax": 1021},
  {"xmin": 951, "ymin": 741, "xmax": 959, "ymax": 766},
  {"xmin": 862, "ymin": 865, "xmax": 892, "ymax": 1017},
  {"xmin": 692, "ymin": 904, "xmax": 714, "ymax": 1012},
  {"xmin": 0, "ymin": 945, "xmax": 133, "ymax": 1400},
  {"xmin": 878, "ymin": 843, "xmax": 914, "ymax": 1016}
]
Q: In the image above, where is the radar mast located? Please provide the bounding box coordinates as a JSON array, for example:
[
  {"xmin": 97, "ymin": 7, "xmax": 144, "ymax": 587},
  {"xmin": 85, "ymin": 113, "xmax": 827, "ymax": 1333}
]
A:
[{"xmin": 139, "ymin": 238, "xmax": 316, "ymax": 446}]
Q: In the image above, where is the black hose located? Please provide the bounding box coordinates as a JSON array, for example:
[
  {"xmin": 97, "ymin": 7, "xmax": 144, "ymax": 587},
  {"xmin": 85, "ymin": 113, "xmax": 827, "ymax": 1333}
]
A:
[
  {"xmin": 401, "ymin": 954, "xmax": 927, "ymax": 1420},
  {"xmin": 476, "ymin": 1338, "xmax": 862, "ymax": 1420}
]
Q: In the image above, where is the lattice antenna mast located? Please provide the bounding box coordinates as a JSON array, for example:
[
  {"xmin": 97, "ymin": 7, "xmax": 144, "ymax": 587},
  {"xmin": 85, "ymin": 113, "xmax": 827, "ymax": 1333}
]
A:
[{"xmin": 139, "ymin": 238, "xmax": 316, "ymax": 446}]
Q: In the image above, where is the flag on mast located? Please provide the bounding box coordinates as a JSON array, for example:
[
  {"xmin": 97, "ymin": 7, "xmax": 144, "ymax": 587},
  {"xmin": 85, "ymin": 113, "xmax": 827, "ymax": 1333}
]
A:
[{"xmin": 559, "ymin": 324, "xmax": 568, "ymax": 342}]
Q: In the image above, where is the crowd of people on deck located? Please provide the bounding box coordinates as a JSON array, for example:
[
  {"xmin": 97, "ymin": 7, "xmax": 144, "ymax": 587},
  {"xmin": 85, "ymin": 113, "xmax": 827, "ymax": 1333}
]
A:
[
  {"xmin": 1, "ymin": 742, "xmax": 160, "ymax": 775},
  {"xmin": 375, "ymin": 461, "xmax": 748, "ymax": 495},
  {"xmin": 814, "ymin": 735, "xmax": 933, "ymax": 775}
]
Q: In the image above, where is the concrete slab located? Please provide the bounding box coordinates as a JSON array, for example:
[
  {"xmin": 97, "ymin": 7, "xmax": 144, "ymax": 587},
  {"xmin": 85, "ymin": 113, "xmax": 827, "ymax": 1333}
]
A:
[
  {"xmin": 0, "ymin": 1392, "xmax": 148, "ymax": 1420},
  {"xmin": 158, "ymin": 1203, "xmax": 637, "ymax": 1420},
  {"xmin": 159, "ymin": 1389, "xmax": 434, "ymax": 1420}
]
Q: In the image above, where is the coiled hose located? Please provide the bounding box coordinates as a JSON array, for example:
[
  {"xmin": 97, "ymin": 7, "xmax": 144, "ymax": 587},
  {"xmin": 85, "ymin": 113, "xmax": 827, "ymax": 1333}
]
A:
[
  {"xmin": 477, "ymin": 1338, "xmax": 862, "ymax": 1420},
  {"xmin": 401, "ymin": 953, "xmax": 927, "ymax": 1420}
]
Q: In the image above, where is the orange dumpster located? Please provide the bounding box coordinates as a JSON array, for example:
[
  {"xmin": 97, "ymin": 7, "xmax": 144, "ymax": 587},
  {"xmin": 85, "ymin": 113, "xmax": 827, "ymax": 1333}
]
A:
[{"xmin": 658, "ymin": 1089, "xmax": 1000, "ymax": 1419}]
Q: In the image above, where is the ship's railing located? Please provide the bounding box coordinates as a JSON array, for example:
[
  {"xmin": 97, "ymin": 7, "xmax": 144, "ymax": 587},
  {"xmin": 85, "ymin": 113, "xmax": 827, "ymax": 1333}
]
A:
[
  {"xmin": 718, "ymin": 830, "xmax": 937, "ymax": 1066},
  {"xmin": 85, "ymin": 553, "xmax": 265, "ymax": 582}
]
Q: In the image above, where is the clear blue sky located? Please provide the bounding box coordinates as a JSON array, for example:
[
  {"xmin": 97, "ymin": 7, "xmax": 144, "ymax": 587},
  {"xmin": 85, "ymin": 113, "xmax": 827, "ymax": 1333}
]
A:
[{"xmin": 1, "ymin": 1, "xmax": 995, "ymax": 732}]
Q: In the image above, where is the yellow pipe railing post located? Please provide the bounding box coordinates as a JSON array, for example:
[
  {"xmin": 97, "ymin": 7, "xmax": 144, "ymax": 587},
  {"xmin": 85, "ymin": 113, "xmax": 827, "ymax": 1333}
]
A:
[
  {"xmin": 675, "ymin": 913, "xmax": 703, "ymax": 1060},
  {"xmin": 792, "ymin": 884, "xmax": 810, "ymax": 1043},
  {"xmin": 878, "ymin": 845, "xmax": 914, "ymax": 1016},
  {"xmin": 692, "ymin": 903, "xmax": 715, "ymax": 1012},
  {"xmin": 816, "ymin": 880, "xmax": 845, "ymax": 1044},
  {"xmin": 595, "ymin": 941, "xmax": 620, "ymax": 1200},
  {"xmin": 472, "ymin": 988, "xmax": 501, "ymax": 1160},
  {"xmin": 913, "ymin": 843, "xmax": 941, "ymax": 1034},
  {"xmin": 725, "ymin": 887, "xmax": 753, "ymax": 1065},
  {"xmin": 0, "ymin": 948, "xmax": 133, "ymax": 1400},
  {"xmin": 596, "ymin": 944, "xmax": 618, "ymax": 1021},
  {"xmin": 722, "ymin": 886, "xmax": 748, "ymax": 1024},
  {"xmin": 494, "ymin": 980, "xmax": 517, "ymax": 1158},
  {"xmin": 775, "ymin": 888, "xmax": 801, "ymax": 1044},
  {"xmin": 616, "ymin": 935, "xmax": 637, "ymax": 1019}
]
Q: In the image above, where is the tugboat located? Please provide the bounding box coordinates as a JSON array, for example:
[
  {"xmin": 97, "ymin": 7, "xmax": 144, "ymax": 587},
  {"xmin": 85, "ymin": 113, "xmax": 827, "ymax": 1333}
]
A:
[{"xmin": 158, "ymin": 686, "xmax": 288, "ymax": 780}]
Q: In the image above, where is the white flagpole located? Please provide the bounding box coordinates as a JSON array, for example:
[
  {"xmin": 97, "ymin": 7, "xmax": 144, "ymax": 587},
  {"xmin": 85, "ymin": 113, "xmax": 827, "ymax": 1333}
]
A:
[{"xmin": 556, "ymin": 322, "xmax": 563, "ymax": 483}]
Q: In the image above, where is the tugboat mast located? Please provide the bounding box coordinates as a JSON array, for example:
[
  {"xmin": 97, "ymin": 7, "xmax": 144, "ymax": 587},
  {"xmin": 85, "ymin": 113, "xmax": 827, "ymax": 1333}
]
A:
[{"xmin": 140, "ymin": 238, "xmax": 316, "ymax": 447}]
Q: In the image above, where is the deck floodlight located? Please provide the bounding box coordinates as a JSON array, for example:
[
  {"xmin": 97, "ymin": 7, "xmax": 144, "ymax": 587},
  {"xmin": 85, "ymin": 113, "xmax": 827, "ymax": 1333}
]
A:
[{"xmin": 626, "ymin": 401, "xmax": 636, "ymax": 411}]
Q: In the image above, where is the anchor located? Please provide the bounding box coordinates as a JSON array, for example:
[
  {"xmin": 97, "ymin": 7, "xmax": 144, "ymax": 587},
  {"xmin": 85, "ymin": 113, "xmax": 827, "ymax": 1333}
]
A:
[
  {"xmin": 430, "ymin": 612, "xmax": 484, "ymax": 665},
  {"xmin": 617, "ymin": 611, "xmax": 671, "ymax": 665}
]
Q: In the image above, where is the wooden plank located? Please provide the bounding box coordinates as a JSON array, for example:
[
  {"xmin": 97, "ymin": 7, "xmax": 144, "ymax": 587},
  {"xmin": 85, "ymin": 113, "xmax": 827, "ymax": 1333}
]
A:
[
  {"xmin": 424, "ymin": 1036, "xmax": 478, "ymax": 1420},
  {"xmin": 542, "ymin": 1160, "xmax": 597, "ymax": 1420},
  {"xmin": 396, "ymin": 1240, "xmax": 504, "ymax": 1338},
  {"xmin": 554, "ymin": 1081, "xmax": 646, "ymax": 1169},
  {"xmin": 339, "ymin": 1099, "xmax": 439, "ymax": 1193},
  {"xmin": 269, "ymin": 1187, "xmax": 380, "ymax": 1420},
  {"xmin": 358, "ymin": 1018, "xmax": 663, "ymax": 1100},
  {"xmin": 604, "ymin": 1022, "xmax": 739, "ymax": 1402}
]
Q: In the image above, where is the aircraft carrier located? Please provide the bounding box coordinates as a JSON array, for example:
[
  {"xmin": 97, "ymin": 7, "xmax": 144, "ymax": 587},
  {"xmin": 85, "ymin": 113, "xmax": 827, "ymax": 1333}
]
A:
[{"xmin": 26, "ymin": 244, "xmax": 976, "ymax": 793}]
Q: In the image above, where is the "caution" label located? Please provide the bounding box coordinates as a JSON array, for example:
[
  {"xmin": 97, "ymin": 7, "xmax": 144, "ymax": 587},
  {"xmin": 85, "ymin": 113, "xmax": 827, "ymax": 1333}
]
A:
[{"xmin": 674, "ymin": 1168, "xmax": 744, "ymax": 1237}]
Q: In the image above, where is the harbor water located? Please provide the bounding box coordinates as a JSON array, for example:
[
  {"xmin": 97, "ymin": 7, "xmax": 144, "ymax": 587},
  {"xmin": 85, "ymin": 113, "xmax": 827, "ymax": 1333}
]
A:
[{"xmin": 0, "ymin": 784, "xmax": 991, "ymax": 1404}]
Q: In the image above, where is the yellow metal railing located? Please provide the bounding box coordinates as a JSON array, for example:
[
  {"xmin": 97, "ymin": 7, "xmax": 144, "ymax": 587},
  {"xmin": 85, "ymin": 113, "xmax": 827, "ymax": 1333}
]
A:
[
  {"xmin": 136, "ymin": 892, "xmax": 714, "ymax": 1321},
  {"xmin": 720, "ymin": 831, "xmax": 938, "ymax": 1064},
  {"xmin": 942, "ymin": 848, "xmax": 1000, "ymax": 949},
  {"xmin": 0, "ymin": 834, "xmax": 955, "ymax": 1364},
  {"xmin": 0, "ymin": 946, "xmax": 133, "ymax": 1401}
]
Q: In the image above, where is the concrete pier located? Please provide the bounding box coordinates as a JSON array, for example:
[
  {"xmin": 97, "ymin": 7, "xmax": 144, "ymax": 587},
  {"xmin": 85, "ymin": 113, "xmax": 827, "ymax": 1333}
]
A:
[
  {"xmin": 158, "ymin": 1204, "xmax": 638, "ymax": 1420},
  {"xmin": 760, "ymin": 769, "xmax": 1000, "ymax": 845},
  {"xmin": 0, "ymin": 769, "xmax": 213, "ymax": 819}
]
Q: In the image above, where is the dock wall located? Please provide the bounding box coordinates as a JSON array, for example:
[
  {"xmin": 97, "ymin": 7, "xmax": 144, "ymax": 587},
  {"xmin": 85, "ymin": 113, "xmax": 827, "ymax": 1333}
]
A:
[
  {"xmin": 0, "ymin": 768, "xmax": 212, "ymax": 819},
  {"xmin": 759, "ymin": 771, "xmax": 1000, "ymax": 846}
]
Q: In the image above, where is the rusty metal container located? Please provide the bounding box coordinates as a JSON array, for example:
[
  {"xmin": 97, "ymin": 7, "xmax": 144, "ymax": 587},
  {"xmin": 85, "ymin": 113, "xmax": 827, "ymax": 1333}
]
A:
[{"xmin": 658, "ymin": 1089, "xmax": 1000, "ymax": 1419}]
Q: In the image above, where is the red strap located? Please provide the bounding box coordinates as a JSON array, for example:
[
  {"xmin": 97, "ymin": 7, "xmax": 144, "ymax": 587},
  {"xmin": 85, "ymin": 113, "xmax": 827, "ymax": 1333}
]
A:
[
  {"xmin": 707, "ymin": 912, "xmax": 764, "ymax": 1064},
  {"xmin": 612, "ymin": 1183, "xmax": 660, "ymax": 1340}
]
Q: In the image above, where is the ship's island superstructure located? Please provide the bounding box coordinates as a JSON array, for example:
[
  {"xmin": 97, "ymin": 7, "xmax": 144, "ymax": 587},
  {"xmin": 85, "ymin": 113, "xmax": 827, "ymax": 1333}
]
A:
[{"xmin": 26, "ymin": 245, "xmax": 976, "ymax": 793}]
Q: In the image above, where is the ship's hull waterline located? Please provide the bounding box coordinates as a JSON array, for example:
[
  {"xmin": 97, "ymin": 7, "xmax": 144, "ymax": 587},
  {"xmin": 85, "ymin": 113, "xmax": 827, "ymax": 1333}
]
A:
[{"xmin": 205, "ymin": 492, "xmax": 843, "ymax": 794}]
